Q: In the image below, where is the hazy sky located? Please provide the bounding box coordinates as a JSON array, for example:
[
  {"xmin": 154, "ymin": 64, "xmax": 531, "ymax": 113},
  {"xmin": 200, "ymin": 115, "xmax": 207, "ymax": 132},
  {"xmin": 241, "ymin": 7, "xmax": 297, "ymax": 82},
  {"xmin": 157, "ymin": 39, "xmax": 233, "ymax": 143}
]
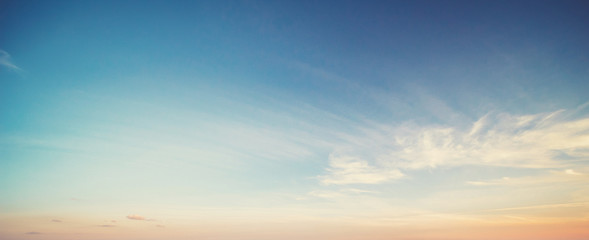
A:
[{"xmin": 1, "ymin": 1, "xmax": 589, "ymax": 239}]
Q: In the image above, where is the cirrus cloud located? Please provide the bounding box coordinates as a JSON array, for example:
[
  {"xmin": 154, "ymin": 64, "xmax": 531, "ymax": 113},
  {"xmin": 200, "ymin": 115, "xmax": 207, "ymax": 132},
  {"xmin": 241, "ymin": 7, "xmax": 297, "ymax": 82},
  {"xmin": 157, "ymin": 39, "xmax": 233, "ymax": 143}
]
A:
[
  {"xmin": 319, "ymin": 107, "xmax": 589, "ymax": 185},
  {"xmin": 0, "ymin": 49, "xmax": 21, "ymax": 71},
  {"xmin": 318, "ymin": 154, "xmax": 404, "ymax": 185}
]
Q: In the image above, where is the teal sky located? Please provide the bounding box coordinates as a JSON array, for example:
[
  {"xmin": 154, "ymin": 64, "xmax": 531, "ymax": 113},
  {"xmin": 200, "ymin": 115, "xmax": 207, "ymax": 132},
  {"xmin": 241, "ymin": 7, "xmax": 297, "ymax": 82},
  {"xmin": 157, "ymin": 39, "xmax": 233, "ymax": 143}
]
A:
[{"xmin": 1, "ymin": 1, "xmax": 589, "ymax": 240}]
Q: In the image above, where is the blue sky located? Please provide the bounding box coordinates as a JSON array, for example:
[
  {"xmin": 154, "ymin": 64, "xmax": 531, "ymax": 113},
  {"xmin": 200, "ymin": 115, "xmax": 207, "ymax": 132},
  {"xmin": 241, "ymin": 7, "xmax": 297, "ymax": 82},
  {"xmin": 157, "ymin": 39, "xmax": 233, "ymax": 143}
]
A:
[{"xmin": 1, "ymin": 1, "xmax": 589, "ymax": 239}]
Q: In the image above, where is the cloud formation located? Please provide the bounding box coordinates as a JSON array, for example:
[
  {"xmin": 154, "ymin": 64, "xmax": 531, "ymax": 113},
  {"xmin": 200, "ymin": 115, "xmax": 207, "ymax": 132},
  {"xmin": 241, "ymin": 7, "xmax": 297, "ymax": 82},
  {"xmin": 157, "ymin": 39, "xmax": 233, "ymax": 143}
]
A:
[
  {"xmin": 391, "ymin": 110, "xmax": 589, "ymax": 169},
  {"xmin": 308, "ymin": 188, "xmax": 377, "ymax": 199},
  {"xmin": 126, "ymin": 214, "xmax": 155, "ymax": 221},
  {"xmin": 51, "ymin": 219, "xmax": 62, "ymax": 223},
  {"xmin": 126, "ymin": 214, "xmax": 146, "ymax": 220},
  {"xmin": 0, "ymin": 49, "xmax": 21, "ymax": 71},
  {"xmin": 320, "ymin": 108, "xmax": 589, "ymax": 184},
  {"xmin": 467, "ymin": 168, "xmax": 588, "ymax": 186},
  {"xmin": 319, "ymin": 154, "xmax": 404, "ymax": 185},
  {"xmin": 26, "ymin": 232, "xmax": 41, "ymax": 235}
]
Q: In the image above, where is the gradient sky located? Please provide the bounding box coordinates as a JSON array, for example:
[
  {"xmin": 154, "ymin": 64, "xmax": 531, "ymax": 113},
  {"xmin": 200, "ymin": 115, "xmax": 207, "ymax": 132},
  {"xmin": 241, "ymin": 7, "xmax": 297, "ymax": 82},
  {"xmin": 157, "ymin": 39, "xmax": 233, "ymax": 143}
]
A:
[{"xmin": 1, "ymin": 1, "xmax": 589, "ymax": 240}]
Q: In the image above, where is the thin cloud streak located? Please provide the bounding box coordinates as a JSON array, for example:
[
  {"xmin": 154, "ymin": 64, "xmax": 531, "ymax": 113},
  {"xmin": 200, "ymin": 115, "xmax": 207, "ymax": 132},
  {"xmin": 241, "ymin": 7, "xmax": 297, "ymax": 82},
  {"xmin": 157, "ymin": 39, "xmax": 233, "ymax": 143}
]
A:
[
  {"xmin": 126, "ymin": 214, "xmax": 156, "ymax": 221},
  {"xmin": 467, "ymin": 168, "xmax": 588, "ymax": 186},
  {"xmin": 320, "ymin": 107, "xmax": 589, "ymax": 184},
  {"xmin": 0, "ymin": 49, "xmax": 21, "ymax": 71},
  {"xmin": 319, "ymin": 154, "xmax": 404, "ymax": 185},
  {"xmin": 126, "ymin": 214, "xmax": 146, "ymax": 220},
  {"xmin": 480, "ymin": 201, "xmax": 589, "ymax": 213}
]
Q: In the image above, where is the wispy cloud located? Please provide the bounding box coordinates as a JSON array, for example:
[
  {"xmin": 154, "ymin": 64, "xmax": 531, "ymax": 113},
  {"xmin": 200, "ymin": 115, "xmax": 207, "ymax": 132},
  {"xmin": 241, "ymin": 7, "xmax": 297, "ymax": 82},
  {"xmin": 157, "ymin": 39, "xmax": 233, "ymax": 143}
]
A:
[
  {"xmin": 98, "ymin": 224, "xmax": 116, "ymax": 227},
  {"xmin": 126, "ymin": 214, "xmax": 155, "ymax": 221},
  {"xmin": 480, "ymin": 201, "xmax": 589, "ymax": 213},
  {"xmin": 565, "ymin": 169, "xmax": 582, "ymax": 175},
  {"xmin": 308, "ymin": 190, "xmax": 345, "ymax": 199},
  {"xmin": 467, "ymin": 168, "xmax": 588, "ymax": 186},
  {"xmin": 0, "ymin": 49, "xmax": 21, "ymax": 71},
  {"xmin": 319, "ymin": 153, "xmax": 404, "ymax": 185},
  {"xmin": 320, "ymin": 107, "xmax": 589, "ymax": 185},
  {"xmin": 51, "ymin": 219, "xmax": 62, "ymax": 223},
  {"xmin": 25, "ymin": 231, "xmax": 41, "ymax": 235},
  {"xmin": 308, "ymin": 188, "xmax": 379, "ymax": 199},
  {"xmin": 126, "ymin": 214, "xmax": 146, "ymax": 220},
  {"xmin": 341, "ymin": 188, "xmax": 379, "ymax": 194}
]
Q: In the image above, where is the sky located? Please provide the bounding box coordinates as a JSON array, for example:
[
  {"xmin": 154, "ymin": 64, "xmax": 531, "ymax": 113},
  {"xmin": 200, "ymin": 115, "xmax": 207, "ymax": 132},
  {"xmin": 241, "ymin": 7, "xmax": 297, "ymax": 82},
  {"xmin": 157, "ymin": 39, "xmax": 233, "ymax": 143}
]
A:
[{"xmin": 1, "ymin": 0, "xmax": 589, "ymax": 239}]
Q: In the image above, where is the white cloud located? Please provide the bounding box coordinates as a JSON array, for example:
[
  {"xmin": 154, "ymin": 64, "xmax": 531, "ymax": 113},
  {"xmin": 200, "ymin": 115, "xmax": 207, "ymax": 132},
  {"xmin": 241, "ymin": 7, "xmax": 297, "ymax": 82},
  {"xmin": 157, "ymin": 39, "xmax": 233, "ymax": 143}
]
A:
[
  {"xmin": 565, "ymin": 169, "xmax": 582, "ymax": 175},
  {"xmin": 0, "ymin": 49, "xmax": 21, "ymax": 71},
  {"xmin": 318, "ymin": 153, "xmax": 404, "ymax": 185},
  {"xmin": 320, "ymin": 108, "xmax": 589, "ymax": 185}
]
